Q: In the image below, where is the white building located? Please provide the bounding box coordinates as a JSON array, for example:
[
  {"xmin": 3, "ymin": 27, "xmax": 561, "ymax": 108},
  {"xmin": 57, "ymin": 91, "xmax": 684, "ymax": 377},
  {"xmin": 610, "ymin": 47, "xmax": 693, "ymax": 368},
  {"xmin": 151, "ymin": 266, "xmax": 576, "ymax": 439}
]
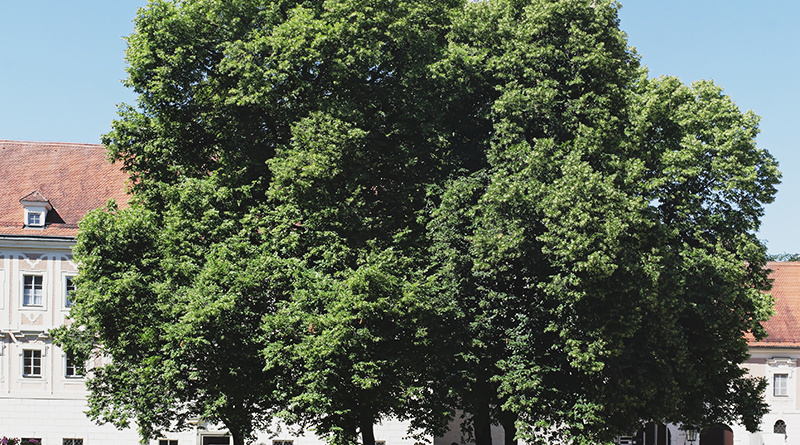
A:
[
  {"xmin": 2, "ymin": 140, "xmax": 799, "ymax": 445},
  {"xmin": 613, "ymin": 261, "xmax": 800, "ymax": 445},
  {"xmin": 0, "ymin": 140, "xmax": 419, "ymax": 445},
  {"xmin": 735, "ymin": 261, "xmax": 800, "ymax": 445},
  {"xmin": 0, "ymin": 140, "xmax": 139, "ymax": 445}
]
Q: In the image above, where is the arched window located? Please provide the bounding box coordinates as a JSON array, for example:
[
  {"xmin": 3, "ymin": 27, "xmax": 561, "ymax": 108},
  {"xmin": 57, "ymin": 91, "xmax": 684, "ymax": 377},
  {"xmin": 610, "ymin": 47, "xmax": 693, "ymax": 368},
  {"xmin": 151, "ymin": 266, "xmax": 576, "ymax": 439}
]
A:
[{"xmin": 774, "ymin": 419, "xmax": 787, "ymax": 435}]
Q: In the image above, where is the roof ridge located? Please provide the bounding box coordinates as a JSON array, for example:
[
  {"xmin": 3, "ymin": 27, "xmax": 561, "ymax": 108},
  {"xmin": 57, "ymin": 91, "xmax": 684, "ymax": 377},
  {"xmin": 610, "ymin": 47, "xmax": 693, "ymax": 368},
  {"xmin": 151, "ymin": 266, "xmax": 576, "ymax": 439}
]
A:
[{"xmin": 0, "ymin": 140, "xmax": 104, "ymax": 148}]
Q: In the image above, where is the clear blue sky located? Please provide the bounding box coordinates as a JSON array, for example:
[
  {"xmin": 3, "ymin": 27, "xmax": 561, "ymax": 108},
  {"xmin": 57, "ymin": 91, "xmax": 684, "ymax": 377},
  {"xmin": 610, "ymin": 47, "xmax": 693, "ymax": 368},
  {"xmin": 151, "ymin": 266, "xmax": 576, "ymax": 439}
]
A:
[
  {"xmin": 1, "ymin": 1, "xmax": 797, "ymax": 254},
  {"xmin": 616, "ymin": 1, "xmax": 800, "ymax": 255}
]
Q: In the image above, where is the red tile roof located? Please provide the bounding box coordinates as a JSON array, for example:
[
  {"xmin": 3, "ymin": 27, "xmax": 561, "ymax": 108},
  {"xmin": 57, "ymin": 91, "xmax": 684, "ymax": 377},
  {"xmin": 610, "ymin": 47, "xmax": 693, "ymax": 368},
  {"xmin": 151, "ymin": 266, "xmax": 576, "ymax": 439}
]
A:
[
  {"xmin": 0, "ymin": 140, "xmax": 130, "ymax": 238},
  {"xmin": 750, "ymin": 261, "xmax": 800, "ymax": 347},
  {"xmin": 19, "ymin": 190, "xmax": 51, "ymax": 204}
]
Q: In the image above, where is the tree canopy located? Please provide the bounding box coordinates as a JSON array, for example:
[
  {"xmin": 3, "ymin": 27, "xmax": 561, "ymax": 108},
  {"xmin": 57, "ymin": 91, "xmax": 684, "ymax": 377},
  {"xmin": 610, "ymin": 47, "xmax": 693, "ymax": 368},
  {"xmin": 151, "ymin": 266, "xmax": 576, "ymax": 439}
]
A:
[{"xmin": 54, "ymin": 0, "xmax": 780, "ymax": 444}]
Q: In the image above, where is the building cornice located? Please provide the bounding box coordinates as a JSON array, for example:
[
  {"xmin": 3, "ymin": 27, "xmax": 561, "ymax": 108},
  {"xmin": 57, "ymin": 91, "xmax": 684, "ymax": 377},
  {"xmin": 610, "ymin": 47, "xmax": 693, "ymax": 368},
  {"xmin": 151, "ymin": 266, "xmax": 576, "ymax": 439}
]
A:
[{"xmin": 0, "ymin": 234, "xmax": 76, "ymax": 250}]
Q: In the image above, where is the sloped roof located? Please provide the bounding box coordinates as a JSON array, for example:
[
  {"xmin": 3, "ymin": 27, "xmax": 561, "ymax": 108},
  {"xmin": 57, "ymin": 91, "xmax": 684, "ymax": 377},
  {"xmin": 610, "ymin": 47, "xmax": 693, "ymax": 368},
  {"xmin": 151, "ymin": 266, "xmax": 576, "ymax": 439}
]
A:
[
  {"xmin": 0, "ymin": 140, "xmax": 130, "ymax": 238},
  {"xmin": 19, "ymin": 190, "xmax": 50, "ymax": 204},
  {"xmin": 750, "ymin": 261, "xmax": 800, "ymax": 347}
]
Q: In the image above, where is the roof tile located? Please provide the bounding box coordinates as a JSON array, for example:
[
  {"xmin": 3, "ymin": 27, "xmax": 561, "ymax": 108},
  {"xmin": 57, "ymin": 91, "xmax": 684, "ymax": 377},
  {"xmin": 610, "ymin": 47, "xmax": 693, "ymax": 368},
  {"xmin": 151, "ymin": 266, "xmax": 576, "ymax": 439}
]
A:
[
  {"xmin": 750, "ymin": 261, "xmax": 800, "ymax": 347},
  {"xmin": 0, "ymin": 140, "xmax": 130, "ymax": 237}
]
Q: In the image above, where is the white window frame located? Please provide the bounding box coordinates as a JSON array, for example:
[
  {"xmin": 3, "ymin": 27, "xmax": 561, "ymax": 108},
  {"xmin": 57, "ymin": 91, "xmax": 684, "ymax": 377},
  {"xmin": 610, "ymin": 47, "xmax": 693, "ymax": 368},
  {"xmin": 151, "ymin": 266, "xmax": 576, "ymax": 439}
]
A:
[
  {"xmin": 65, "ymin": 351, "xmax": 84, "ymax": 378},
  {"xmin": 21, "ymin": 272, "xmax": 45, "ymax": 308},
  {"xmin": 159, "ymin": 440, "xmax": 178, "ymax": 445},
  {"xmin": 23, "ymin": 349, "xmax": 43, "ymax": 377},
  {"xmin": 767, "ymin": 357, "xmax": 796, "ymax": 402},
  {"xmin": 775, "ymin": 373, "xmax": 789, "ymax": 397},
  {"xmin": 64, "ymin": 439, "xmax": 85, "ymax": 445},
  {"xmin": 27, "ymin": 211, "xmax": 42, "ymax": 226},
  {"xmin": 21, "ymin": 200, "xmax": 49, "ymax": 227},
  {"xmin": 64, "ymin": 274, "xmax": 76, "ymax": 308}
]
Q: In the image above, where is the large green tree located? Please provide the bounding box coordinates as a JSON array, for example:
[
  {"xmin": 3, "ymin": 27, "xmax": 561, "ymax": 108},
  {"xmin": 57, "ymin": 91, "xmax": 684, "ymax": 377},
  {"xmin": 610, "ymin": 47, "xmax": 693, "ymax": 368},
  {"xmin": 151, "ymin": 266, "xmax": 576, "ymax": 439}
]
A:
[
  {"xmin": 427, "ymin": 2, "xmax": 779, "ymax": 443},
  {"xmin": 54, "ymin": 0, "xmax": 780, "ymax": 445},
  {"xmin": 426, "ymin": 1, "xmax": 642, "ymax": 442},
  {"xmin": 223, "ymin": 0, "xmax": 462, "ymax": 443},
  {"xmin": 58, "ymin": 0, "xmax": 460, "ymax": 444},
  {"xmin": 53, "ymin": 179, "xmax": 298, "ymax": 445}
]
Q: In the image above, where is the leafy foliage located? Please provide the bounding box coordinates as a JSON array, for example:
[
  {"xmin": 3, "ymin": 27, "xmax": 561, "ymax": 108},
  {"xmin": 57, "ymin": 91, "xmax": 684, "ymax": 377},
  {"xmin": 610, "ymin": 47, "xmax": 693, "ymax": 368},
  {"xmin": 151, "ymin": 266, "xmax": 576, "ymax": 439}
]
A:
[
  {"xmin": 769, "ymin": 252, "xmax": 800, "ymax": 261},
  {"xmin": 53, "ymin": 0, "xmax": 780, "ymax": 444},
  {"xmin": 55, "ymin": 182, "xmax": 292, "ymax": 445}
]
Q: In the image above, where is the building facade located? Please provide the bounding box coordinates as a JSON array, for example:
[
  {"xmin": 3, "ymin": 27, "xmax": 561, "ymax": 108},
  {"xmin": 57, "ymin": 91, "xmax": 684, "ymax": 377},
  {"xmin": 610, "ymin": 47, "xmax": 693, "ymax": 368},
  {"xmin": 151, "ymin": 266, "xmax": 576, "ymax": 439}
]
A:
[
  {"xmin": 0, "ymin": 140, "xmax": 418, "ymax": 445},
  {"xmin": 0, "ymin": 140, "xmax": 139, "ymax": 444},
  {"xmin": 2, "ymin": 140, "xmax": 800, "ymax": 445},
  {"xmin": 612, "ymin": 262, "xmax": 800, "ymax": 445},
  {"xmin": 735, "ymin": 261, "xmax": 800, "ymax": 445}
]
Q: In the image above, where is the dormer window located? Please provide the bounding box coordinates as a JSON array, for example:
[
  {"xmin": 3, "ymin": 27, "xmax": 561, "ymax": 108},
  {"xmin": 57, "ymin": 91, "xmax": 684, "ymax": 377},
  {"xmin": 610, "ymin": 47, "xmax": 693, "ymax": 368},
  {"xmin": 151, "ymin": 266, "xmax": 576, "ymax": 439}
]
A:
[
  {"xmin": 19, "ymin": 190, "xmax": 52, "ymax": 228},
  {"xmin": 28, "ymin": 211, "xmax": 42, "ymax": 226}
]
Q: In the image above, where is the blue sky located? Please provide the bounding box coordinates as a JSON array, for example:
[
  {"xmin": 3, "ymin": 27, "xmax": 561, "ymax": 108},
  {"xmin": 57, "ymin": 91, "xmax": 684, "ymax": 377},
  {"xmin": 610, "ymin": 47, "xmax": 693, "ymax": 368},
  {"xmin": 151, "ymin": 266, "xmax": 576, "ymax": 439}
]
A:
[
  {"xmin": 617, "ymin": 1, "xmax": 800, "ymax": 255},
  {"xmin": 0, "ymin": 1, "xmax": 142, "ymax": 144},
  {"xmin": 0, "ymin": 1, "xmax": 797, "ymax": 254}
]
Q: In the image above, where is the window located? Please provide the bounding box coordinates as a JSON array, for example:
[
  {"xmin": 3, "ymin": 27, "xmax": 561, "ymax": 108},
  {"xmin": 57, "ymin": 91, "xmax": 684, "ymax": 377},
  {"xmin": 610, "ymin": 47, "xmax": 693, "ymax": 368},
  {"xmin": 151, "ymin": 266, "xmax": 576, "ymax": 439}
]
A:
[
  {"xmin": 273, "ymin": 441, "xmax": 293, "ymax": 445},
  {"xmin": 65, "ymin": 352, "xmax": 83, "ymax": 377},
  {"xmin": 65, "ymin": 276, "xmax": 76, "ymax": 307},
  {"xmin": 23, "ymin": 274, "xmax": 43, "ymax": 306},
  {"xmin": 64, "ymin": 439, "xmax": 83, "ymax": 445},
  {"xmin": 774, "ymin": 419, "xmax": 787, "ymax": 434},
  {"xmin": 20, "ymin": 193, "xmax": 51, "ymax": 228},
  {"xmin": 775, "ymin": 373, "xmax": 789, "ymax": 396},
  {"xmin": 21, "ymin": 438, "xmax": 42, "ymax": 445},
  {"xmin": 627, "ymin": 423, "xmax": 670, "ymax": 445},
  {"xmin": 375, "ymin": 441, "xmax": 386, "ymax": 445},
  {"xmin": 27, "ymin": 212, "xmax": 41, "ymax": 226},
  {"xmin": 159, "ymin": 440, "xmax": 178, "ymax": 445},
  {"xmin": 23, "ymin": 350, "xmax": 42, "ymax": 377}
]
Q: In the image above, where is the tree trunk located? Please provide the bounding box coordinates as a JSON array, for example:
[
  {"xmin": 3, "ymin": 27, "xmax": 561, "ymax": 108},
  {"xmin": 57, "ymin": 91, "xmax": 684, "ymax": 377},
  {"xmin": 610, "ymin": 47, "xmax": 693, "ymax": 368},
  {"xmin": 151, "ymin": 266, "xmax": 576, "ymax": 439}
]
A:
[
  {"xmin": 360, "ymin": 416, "xmax": 376, "ymax": 445},
  {"xmin": 473, "ymin": 389, "xmax": 492, "ymax": 445},
  {"xmin": 223, "ymin": 413, "xmax": 247, "ymax": 445},
  {"xmin": 499, "ymin": 411, "xmax": 517, "ymax": 445},
  {"xmin": 231, "ymin": 430, "xmax": 245, "ymax": 445}
]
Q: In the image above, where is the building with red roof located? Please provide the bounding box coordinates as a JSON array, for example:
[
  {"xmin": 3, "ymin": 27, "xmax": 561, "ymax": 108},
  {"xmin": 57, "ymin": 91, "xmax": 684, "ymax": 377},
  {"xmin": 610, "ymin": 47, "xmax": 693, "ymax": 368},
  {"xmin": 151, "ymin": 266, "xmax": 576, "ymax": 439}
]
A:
[
  {"xmin": 739, "ymin": 262, "xmax": 800, "ymax": 445},
  {"xmin": 0, "ymin": 140, "xmax": 412, "ymax": 445},
  {"xmin": 1, "ymin": 141, "xmax": 799, "ymax": 445},
  {"xmin": 0, "ymin": 140, "xmax": 129, "ymax": 237},
  {"xmin": 621, "ymin": 263, "xmax": 800, "ymax": 445},
  {"xmin": 0, "ymin": 141, "xmax": 139, "ymax": 445}
]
